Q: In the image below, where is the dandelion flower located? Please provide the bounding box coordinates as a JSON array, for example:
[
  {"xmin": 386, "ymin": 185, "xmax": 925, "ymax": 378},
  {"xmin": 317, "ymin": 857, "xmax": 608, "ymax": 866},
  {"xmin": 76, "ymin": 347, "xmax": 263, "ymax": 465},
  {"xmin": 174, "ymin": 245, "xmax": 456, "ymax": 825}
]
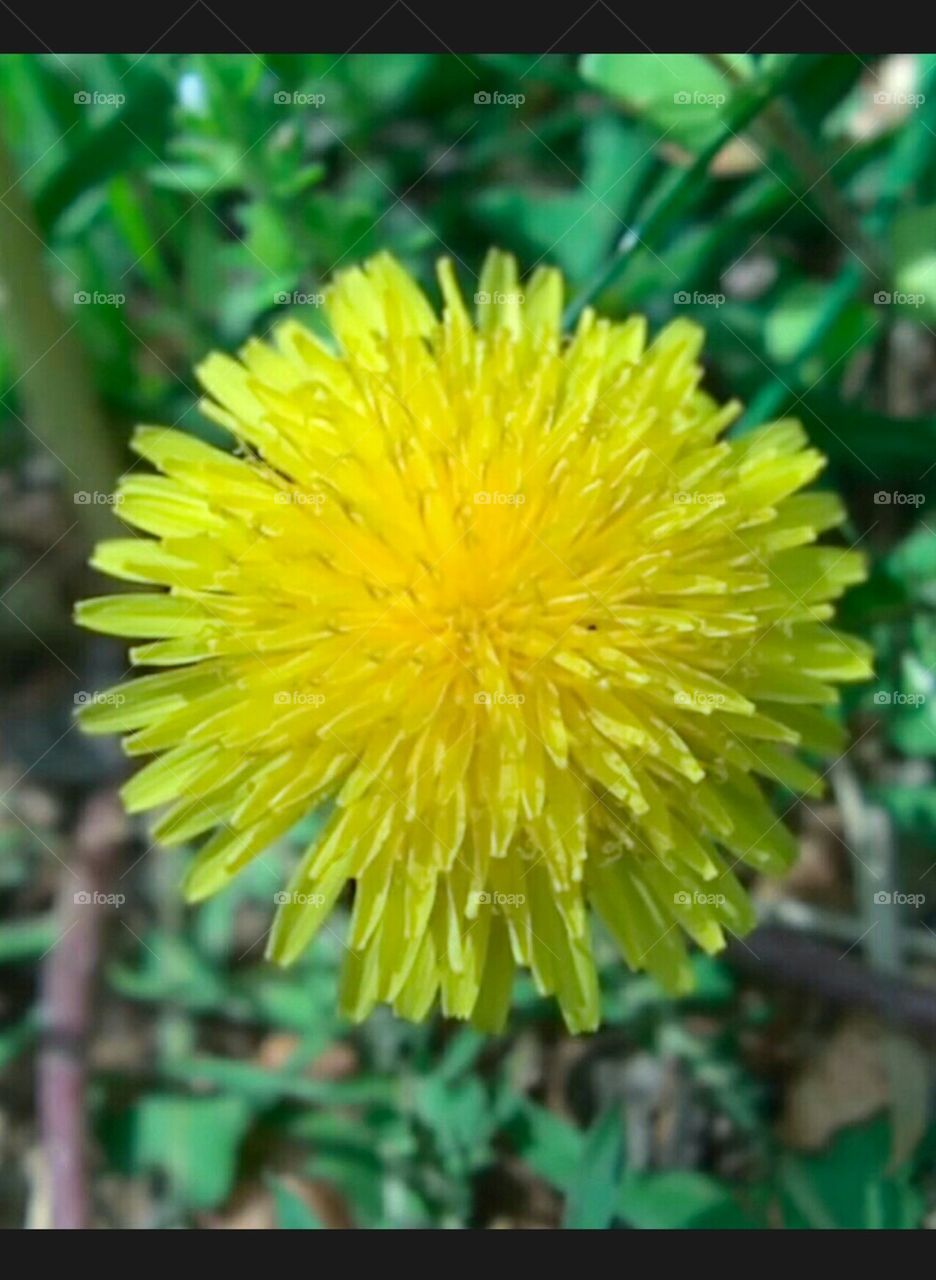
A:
[{"xmin": 76, "ymin": 251, "xmax": 871, "ymax": 1033}]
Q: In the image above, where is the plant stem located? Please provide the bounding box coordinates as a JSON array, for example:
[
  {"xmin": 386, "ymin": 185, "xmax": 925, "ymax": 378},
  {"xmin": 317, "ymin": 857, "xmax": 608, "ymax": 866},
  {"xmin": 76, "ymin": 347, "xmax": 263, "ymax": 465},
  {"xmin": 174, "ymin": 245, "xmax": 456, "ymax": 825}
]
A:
[
  {"xmin": 728, "ymin": 926, "xmax": 936, "ymax": 1034},
  {"xmin": 736, "ymin": 59, "xmax": 936, "ymax": 430},
  {"xmin": 706, "ymin": 53, "xmax": 887, "ymax": 282},
  {"xmin": 37, "ymin": 791, "xmax": 126, "ymax": 1230},
  {"xmin": 566, "ymin": 57, "xmax": 821, "ymax": 326}
]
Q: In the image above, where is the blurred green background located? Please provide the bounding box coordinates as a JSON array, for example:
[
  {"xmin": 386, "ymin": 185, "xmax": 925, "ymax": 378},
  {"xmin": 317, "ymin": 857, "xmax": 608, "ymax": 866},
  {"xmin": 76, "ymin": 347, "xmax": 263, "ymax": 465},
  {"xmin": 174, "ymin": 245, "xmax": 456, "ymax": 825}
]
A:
[{"xmin": 2, "ymin": 51, "xmax": 936, "ymax": 1229}]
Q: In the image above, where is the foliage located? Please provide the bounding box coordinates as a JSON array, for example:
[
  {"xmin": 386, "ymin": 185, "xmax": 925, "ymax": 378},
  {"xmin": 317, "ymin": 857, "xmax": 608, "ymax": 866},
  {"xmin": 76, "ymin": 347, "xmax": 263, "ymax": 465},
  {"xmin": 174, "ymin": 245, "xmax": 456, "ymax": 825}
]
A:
[{"xmin": 2, "ymin": 49, "xmax": 936, "ymax": 1228}]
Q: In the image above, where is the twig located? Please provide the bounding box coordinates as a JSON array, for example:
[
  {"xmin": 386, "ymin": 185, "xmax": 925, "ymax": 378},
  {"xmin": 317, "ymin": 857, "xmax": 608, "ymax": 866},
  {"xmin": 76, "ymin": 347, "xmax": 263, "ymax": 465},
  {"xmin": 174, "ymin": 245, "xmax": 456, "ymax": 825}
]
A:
[
  {"xmin": 728, "ymin": 925, "xmax": 936, "ymax": 1036},
  {"xmin": 37, "ymin": 791, "xmax": 126, "ymax": 1230},
  {"xmin": 756, "ymin": 896, "xmax": 936, "ymax": 964}
]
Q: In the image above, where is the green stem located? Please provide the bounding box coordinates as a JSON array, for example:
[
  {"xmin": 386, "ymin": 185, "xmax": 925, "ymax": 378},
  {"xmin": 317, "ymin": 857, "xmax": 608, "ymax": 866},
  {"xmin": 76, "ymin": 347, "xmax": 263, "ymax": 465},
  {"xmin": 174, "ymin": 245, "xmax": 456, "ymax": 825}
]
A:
[
  {"xmin": 737, "ymin": 58, "xmax": 936, "ymax": 430},
  {"xmin": 739, "ymin": 262, "xmax": 864, "ymax": 429},
  {"xmin": 565, "ymin": 58, "xmax": 810, "ymax": 326},
  {"xmin": 708, "ymin": 53, "xmax": 887, "ymax": 283}
]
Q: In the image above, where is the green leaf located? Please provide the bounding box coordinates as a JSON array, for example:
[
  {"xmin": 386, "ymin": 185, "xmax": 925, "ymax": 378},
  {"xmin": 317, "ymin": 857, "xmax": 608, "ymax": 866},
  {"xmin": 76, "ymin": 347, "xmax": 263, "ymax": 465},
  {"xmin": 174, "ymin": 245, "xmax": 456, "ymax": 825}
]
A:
[
  {"xmin": 764, "ymin": 281, "xmax": 874, "ymax": 371},
  {"xmin": 619, "ymin": 1170, "xmax": 760, "ymax": 1229},
  {"xmin": 0, "ymin": 915, "xmax": 56, "ymax": 963},
  {"xmin": 580, "ymin": 53, "xmax": 753, "ymax": 151},
  {"xmin": 108, "ymin": 929, "xmax": 231, "ymax": 1011},
  {"xmin": 563, "ymin": 1108, "xmax": 626, "ymax": 1229},
  {"xmin": 412, "ymin": 1074, "xmax": 496, "ymax": 1173},
  {"xmin": 268, "ymin": 1177, "xmax": 324, "ymax": 1229},
  {"xmin": 436, "ymin": 1026, "xmax": 486, "ymax": 1080},
  {"xmin": 504, "ymin": 1098, "xmax": 586, "ymax": 1189},
  {"xmin": 106, "ymin": 1093, "xmax": 252, "ymax": 1210},
  {"xmin": 887, "ymin": 637, "xmax": 936, "ymax": 757},
  {"xmin": 33, "ymin": 71, "xmax": 175, "ymax": 231},
  {"xmin": 473, "ymin": 117, "xmax": 652, "ymax": 283},
  {"xmin": 777, "ymin": 1117, "xmax": 924, "ymax": 1229},
  {"xmin": 241, "ymin": 202, "xmax": 305, "ymax": 278},
  {"xmin": 875, "ymin": 783, "xmax": 936, "ymax": 835},
  {"xmin": 887, "ymin": 525, "xmax": 936, "ymax": 605},
  {"xmin": 0, "ymin": 1011, "xmax": 38, "ymax": 1070},
  {"xmin": 795, "ymin": 395, "xmax": 936, "ymax": 480},
  {"xmin": 892, "ymin": 204, "xmax": 936, "ymax": 321},
  {"xmin": 164, "ymin": 1055, "xmax": 397, "ymax": 1108}
]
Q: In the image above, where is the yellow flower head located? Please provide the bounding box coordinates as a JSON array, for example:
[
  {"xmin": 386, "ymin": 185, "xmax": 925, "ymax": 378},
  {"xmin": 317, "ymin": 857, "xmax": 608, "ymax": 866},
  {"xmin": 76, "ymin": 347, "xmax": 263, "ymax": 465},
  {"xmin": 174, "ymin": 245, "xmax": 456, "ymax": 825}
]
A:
[{"xmin": 76, "ymin": 251, "xmax": 871, "ymax": 1033}]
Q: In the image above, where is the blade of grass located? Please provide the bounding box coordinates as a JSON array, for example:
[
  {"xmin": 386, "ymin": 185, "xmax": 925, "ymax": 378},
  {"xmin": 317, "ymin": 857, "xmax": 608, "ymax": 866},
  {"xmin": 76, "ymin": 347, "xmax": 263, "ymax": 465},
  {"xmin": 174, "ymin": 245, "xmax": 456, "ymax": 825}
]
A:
[
  {"xmin": 707, "ymin": 52, "xmax": 887, "ymax": 283},
  {"xmin": 738, "ymin": 58, "xmax": 936, "ymax": 429},
  {"xmin": 565, "ymin": 57, "xmax": 815, "ymax": 326}
]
